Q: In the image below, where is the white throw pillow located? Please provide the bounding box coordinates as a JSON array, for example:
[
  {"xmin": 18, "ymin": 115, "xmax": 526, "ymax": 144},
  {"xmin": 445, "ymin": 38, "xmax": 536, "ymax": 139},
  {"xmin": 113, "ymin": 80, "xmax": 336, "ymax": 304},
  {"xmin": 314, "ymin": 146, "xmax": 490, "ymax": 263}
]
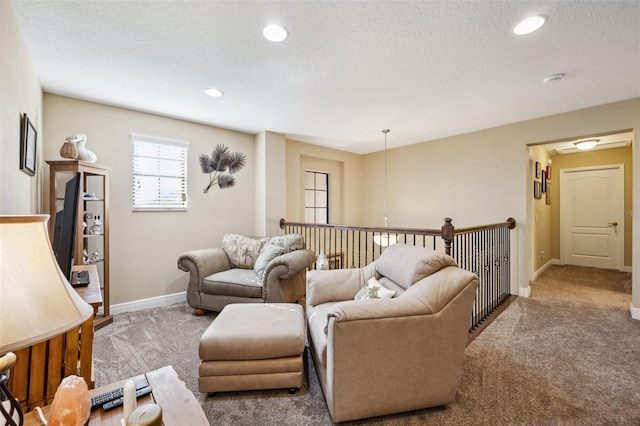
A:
[
  {"xmin": 253, "ymin": 242, "xmax": 285, "ymax": 280},
  {"xmin": 268, "ymin": 233, "xmax": 304, "ymax": 253},
  {"xmin": 354, "ymin": 277, "xmax": 396, "ymax": 300},
  {"xmin": 221, "ymin": 234, "xmax": 269, "ymax": 269}
]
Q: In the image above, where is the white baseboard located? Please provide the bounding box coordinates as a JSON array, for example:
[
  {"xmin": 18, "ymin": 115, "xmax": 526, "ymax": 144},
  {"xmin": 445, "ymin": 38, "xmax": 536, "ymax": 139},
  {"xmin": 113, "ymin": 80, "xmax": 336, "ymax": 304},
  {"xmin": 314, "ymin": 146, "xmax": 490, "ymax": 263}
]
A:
[
  {"xmin": 519, "ymin": 286, "xmax": 531, "ymax": 297},
  {"xmin": 622, "ymin": 265, "xmax": 632, "ymax": 273},
  {"xmin": 631, "ymin": 303, "xmax": 640, "ymax": 320},
  {"xmin": 105, "ymin": 291, "xmax": 187, "ymax": 316},
  {"xmin": 531, "ymin": 258, "xmax": 560, "ymax": 281}
]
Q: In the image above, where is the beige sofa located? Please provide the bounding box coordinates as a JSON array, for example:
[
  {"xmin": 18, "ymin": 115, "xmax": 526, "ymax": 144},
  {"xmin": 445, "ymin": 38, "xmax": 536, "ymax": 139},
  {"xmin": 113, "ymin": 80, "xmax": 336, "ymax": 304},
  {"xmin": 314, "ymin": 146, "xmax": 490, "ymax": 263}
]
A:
[
  {"xmin": 178, "ymin": 233, "xmax": 315, "ymax": 314},
  {"xmin": 305, "ymin": 244, "xmax": 479, "ymax": 423}
]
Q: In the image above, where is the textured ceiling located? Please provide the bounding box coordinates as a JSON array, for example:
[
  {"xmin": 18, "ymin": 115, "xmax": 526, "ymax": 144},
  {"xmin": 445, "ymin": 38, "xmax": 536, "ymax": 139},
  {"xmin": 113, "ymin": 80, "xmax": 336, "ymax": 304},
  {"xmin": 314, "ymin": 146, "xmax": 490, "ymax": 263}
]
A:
[{"xmin": 11, "ymin": 1, "xmax": 640, "ymax": 154}]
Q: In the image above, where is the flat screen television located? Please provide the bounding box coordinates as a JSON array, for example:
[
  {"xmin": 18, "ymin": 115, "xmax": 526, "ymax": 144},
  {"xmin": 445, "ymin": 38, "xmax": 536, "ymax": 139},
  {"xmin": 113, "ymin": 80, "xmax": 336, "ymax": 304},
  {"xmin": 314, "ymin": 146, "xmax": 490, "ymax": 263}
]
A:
[{"xmin": 52, "ymin": 173, "xmax": 86, "ymax": 285}]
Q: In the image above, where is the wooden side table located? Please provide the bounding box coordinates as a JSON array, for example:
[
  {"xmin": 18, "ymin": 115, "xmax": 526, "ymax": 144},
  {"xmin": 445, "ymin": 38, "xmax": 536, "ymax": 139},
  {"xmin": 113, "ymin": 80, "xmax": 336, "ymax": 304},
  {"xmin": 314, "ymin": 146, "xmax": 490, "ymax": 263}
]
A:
[{"xmin": 23, "ymin": 365, "xmax": 209, "ymax": 426}]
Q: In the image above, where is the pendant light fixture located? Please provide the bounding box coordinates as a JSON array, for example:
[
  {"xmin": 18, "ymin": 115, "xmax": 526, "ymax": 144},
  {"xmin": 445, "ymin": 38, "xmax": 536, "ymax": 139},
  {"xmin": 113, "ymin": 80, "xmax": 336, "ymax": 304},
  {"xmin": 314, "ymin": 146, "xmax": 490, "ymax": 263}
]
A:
[{"xmin": 374, "ymin": 129, "xmax": 397, "ymax": 247}]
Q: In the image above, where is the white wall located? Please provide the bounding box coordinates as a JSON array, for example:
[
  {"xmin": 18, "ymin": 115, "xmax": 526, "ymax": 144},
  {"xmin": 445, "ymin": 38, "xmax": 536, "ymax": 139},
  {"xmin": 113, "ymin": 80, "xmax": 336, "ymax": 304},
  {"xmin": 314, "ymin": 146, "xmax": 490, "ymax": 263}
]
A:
[
  {"xmin": 254, "ymin": 132, "xmax": 266, "ymax": 234},
  {"xmin": 254, "ymin": 131, "xmax": 286, "ymax": 235},
  {"xmin": 0, "ymin": 0, "xmax": 43, "ymax": 214},
  {"xmin": 43, "ymin": 94, "xmax": 256, "ymax": 305}
]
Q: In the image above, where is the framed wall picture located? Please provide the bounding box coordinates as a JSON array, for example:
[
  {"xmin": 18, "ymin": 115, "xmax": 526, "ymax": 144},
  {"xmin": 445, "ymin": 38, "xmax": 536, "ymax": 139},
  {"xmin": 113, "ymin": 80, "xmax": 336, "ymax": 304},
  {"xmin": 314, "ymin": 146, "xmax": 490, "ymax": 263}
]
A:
[
  {"xmin": 534, "ymin": 181, "xmax": 542, "ymax": 199},
  {"xmin": 546, "ymin": 183, "xmax": 552, "ymax": 205},
  {"xmin": 541, "ymin": 170, "xmax": 547, "ymax": 193},
  {"xmin": 535, "ymin": 162, "xmax": 541, "ymax": 179},
  {"xmin": 20, "ymin": 113, "xmax": 37, "ymax": 176},
  {"xmin": 546, "ymin": 165, "xmax": 552, "ymax": 180}
]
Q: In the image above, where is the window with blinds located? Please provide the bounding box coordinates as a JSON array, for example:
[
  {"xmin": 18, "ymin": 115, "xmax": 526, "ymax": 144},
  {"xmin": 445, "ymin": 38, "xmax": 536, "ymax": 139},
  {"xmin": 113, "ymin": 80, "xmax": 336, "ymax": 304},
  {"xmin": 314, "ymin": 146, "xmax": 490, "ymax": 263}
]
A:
[{"xmin": 132, "ymin": 134, "xmax": 188, "ymax": 211}]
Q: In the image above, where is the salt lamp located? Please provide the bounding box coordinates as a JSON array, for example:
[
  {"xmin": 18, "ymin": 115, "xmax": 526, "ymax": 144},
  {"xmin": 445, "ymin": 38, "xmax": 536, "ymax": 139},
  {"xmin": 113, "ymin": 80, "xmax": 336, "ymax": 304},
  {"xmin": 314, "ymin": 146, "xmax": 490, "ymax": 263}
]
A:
[{"xmin": 48, "ymin": 375, "xmax": 90, "ymax": 426}]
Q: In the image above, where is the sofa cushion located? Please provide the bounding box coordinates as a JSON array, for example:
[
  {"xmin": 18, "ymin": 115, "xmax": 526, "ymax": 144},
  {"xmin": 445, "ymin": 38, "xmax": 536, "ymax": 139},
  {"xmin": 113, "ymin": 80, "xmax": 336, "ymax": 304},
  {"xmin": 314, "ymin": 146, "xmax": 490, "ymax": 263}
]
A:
[
  {"xmin": 203, "ymin": 269, "xmax": 263, "ymax": 298},
  {"xmin": 398, "ymin": 265, "xmax": 478, "ymax": 314},
  {"xmin": 376, "ymin": 244, "xmax": 457, "ymax": 289},
  {"xmin": 377, "ymin": 277, "xmax": 405, "ymax": 295},
  {"xmin": 221, "ymin": 234, "xmax": 269, "ymax": 269},
  {"xmin": 354, "ymin": 277, "xmax": 396, "ymax": 300},
  {"xmin": 307, "ymin": 267, "xmax": 374, "ymax": 307},
  {"xmin": 306, "ymin": 302, "xmax": 335, "ymax": 367},
  {"xmin": 268, "ymin": 233, "xmax": 305, "ymax": 253},
  {"xmin": 253, "ymin": 241, "xmax": 285, "ymax": 280}
]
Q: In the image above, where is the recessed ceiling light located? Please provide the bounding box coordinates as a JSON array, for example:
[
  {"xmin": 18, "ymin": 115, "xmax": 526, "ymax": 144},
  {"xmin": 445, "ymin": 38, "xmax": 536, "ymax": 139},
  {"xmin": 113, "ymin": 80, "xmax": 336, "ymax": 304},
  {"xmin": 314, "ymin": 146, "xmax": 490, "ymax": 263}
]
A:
[
  {"xmin": 263, "ymin": 24, "xmax": 288, "ymax": 42},
  {"xmin": 204, "ymin": 88, "xmax": 223, "ymax": 98},
  {"xmin": 513, "ymin": 15, "xmax": 547, "ymax": 35}
]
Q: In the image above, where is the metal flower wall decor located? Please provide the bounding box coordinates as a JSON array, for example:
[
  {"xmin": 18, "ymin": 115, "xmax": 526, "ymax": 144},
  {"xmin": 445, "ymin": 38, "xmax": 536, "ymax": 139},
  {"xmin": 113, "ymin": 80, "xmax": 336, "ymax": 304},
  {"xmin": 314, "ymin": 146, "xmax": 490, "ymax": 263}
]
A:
[{"xmin": 199, "ymin": 144, "xmax": 247, "ymax": 193}]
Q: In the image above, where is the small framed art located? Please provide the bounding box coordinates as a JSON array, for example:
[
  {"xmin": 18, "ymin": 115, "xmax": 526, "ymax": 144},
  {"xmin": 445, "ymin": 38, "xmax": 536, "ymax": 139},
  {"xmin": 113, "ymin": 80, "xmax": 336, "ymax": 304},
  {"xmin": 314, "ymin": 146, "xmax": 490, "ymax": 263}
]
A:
[
  {"xmin": 535, "ymin": 162, "xmax": 541, "ymax": 179},
  {"xmin": 546, "ymin": 183, "xmax": 552, "ymax": 205},
  {"xmin": 20, "ymin": 113, "xmax": 37, "ymax": 176},
  {"xmin": 534, "ymin": 181, "xmax": 542, "ymax": 199},
  {"xmin": 541, "ymin": 170, "xmax": 547, "ymax": 193},
  {"xmin": 546, "ymin": 165, "xmax": 552, "ymax": 180}
]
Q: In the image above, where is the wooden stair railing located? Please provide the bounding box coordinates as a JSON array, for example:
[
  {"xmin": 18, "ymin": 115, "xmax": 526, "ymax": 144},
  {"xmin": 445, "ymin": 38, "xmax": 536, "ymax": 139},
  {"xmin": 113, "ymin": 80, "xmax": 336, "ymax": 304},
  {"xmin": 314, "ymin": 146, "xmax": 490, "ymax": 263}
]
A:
[{"xmin": 280, "ymin": 217, "xmax": 516, "ymax": 332}]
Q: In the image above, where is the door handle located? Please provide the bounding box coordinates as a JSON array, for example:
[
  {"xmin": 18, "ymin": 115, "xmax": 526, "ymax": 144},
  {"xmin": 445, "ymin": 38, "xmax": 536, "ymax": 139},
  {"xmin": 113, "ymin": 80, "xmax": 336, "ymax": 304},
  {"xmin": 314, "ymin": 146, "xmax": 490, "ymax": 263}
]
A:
[{"xmin": 607, "ymin": 222, "xmax": 618, "ymax": 235}]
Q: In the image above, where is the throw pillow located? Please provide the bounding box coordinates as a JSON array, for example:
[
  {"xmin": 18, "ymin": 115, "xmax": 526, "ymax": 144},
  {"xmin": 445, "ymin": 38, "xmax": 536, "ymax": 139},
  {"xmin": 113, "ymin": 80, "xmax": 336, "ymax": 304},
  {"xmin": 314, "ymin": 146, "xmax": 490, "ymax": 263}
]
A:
[
  {"xmin": 253, "ymin": 241, "xmax": 285, "ymax": 280},
  {"xmin": 268, "ymin": 233, "xmax": 304, "ymax": 253},
  {"xmin": 354, "ymin": 277, "xmax": 396, "ymax": 300},
  {"xmin": 221, "ymin": 234, "xmax": 269, "ymax": 269}
]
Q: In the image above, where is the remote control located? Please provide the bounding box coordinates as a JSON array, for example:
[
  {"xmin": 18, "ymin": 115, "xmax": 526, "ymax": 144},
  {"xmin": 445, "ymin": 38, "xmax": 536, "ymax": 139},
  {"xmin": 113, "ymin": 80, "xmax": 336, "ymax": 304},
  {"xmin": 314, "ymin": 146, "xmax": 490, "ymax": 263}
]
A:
[
  {"xmin": 90, "ymin": 380, "xmax": 148, "ymax": 410},
  {"xmin": 102, "ymin": 386, "xmax": 153, "ymax": 411}
]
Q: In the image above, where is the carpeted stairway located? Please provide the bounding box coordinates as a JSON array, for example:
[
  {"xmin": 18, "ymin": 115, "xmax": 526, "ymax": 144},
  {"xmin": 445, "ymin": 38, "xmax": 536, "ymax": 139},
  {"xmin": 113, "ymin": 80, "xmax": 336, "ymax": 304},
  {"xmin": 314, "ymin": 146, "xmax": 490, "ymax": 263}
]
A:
[{"xmin": 93, "ymin": 265, "xmax": 640, "ymax": 425}]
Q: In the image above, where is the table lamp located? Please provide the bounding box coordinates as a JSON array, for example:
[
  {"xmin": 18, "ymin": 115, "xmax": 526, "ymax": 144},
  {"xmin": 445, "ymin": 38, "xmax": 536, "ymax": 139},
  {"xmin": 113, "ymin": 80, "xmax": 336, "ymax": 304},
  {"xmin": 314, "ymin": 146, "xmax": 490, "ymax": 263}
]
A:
[{"xmin": 0, "ymin": 215, "xmax": 94, "ymax": 426}]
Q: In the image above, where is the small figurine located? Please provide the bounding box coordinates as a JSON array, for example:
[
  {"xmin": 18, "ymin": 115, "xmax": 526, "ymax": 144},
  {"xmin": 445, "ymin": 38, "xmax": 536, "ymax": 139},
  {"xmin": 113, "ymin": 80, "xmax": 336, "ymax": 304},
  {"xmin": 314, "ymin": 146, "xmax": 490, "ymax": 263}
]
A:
[
  {"xmin": 316, "ymin": 250, "xmax": 328, "ymax": 270},
  {"xmin": 90, "ymin": 215, "xmax": 102, "ymax": 235}
]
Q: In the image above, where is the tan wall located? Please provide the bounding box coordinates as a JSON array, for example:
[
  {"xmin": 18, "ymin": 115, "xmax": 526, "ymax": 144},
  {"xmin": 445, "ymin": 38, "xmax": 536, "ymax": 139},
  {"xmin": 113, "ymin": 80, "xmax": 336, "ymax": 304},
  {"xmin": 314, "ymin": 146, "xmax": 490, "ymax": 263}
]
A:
[
  {"xmin": 43, "ymin": 94, "xmax": 256, "ymax": 305},
  {"xmin": 531, "ymin": 146, "xmax": 553, "ymax": 271},
  {"xmin": 286, "ymin": 139, "xmax": 363, "ymax": 226},
  {"xmin": 358, "ymin": 98, "xmax": 639, "ymax": 306},
  {"xmin": 361, "ymin": 126, "xmax": 523, "ymax": 228},
  {"xmin": 0, "ymin": 1, "xmax": 43, "ymax": 214},
  {"xmin": 550, "ymin": 146, "xmax": 633, "ymax": 266}
]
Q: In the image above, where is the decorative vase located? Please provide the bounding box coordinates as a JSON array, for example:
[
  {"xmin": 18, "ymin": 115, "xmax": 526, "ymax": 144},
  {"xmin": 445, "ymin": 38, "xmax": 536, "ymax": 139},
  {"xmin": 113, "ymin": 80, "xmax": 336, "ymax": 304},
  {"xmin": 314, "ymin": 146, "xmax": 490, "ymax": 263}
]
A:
[
  {"xmin": 60, "ymin": 141, "xmax": 78, "ymax": 159},
  {"xmin": 66, "ymin": 134, "xmax": 97, "ymax": 163},
  {"xmin": 316, "ymin": 250, "xmax": 328, "ymax": 270},
  {"xmin": 76, "ymin": 136, "xmax": 97, "ymax": 163}
]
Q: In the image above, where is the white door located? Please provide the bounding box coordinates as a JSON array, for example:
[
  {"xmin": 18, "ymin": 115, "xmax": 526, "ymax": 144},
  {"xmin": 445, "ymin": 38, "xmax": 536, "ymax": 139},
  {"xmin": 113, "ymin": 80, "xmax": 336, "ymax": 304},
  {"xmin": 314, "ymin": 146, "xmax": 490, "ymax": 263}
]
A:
[{"xmin": 560, "ymin": 165, "xmax": 624, "ymax": 270}]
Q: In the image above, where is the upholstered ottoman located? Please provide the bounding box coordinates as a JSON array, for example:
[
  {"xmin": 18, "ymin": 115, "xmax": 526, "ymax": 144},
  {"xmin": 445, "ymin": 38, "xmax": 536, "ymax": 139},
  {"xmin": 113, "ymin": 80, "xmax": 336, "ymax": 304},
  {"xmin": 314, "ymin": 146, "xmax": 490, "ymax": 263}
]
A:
[{"xmin": 199, "ymin": 303, "xmax": 305, "ymax": 394}]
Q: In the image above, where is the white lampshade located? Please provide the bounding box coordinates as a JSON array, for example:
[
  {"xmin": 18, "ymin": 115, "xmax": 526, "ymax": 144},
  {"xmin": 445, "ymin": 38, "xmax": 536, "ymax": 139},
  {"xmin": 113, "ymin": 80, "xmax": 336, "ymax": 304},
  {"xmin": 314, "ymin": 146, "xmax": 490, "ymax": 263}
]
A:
[
  {"xmin": 373, "ymin": 233, "xmax": 398, "ymax": 247},
  {"xmin": 0, "ymin": 215, "xmax": 93, "ymax": 354}
]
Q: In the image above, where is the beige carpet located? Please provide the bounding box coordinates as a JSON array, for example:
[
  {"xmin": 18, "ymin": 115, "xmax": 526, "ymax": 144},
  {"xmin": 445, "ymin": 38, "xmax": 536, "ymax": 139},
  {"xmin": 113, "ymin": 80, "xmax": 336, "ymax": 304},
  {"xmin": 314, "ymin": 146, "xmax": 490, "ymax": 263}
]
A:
[{"xmin": 93, "ymin": 265, "xmax": 639, "ymax": 425}]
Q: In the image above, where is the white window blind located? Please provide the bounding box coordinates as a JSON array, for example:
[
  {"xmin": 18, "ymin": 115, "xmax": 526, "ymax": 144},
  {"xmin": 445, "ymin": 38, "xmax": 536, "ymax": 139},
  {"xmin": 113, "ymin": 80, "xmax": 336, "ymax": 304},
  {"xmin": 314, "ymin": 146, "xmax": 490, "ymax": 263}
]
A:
[{"xmin": 132, "ymin": 134, "xmax": 188, "ymax": 211}]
